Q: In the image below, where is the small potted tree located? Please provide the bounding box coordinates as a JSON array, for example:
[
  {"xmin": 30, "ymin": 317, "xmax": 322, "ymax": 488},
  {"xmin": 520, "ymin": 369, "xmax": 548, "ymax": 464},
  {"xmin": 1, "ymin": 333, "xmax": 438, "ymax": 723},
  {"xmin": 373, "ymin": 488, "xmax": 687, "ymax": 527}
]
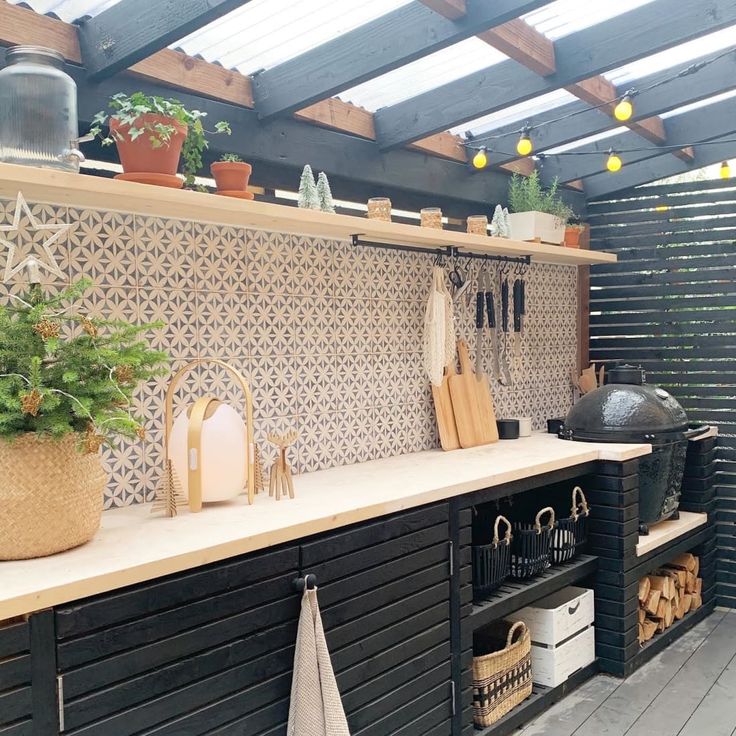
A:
[
  {"xmin": 507, "ymin": 172, "xmax": 573, "ymax": 245},
  {"xmin": 0, "ymin": 278, "xmax": 167, "ymax": 559},
  {"xmin": 90, "ymin": 92, "xmax": 230, "ymax": 188},
  {"xmin": 210, "ymin": 154, "xmax": 253, "ymax": 198},
  {"xmin": 564, "ymin": 214, "xmax": 585, "ymax": 248}
]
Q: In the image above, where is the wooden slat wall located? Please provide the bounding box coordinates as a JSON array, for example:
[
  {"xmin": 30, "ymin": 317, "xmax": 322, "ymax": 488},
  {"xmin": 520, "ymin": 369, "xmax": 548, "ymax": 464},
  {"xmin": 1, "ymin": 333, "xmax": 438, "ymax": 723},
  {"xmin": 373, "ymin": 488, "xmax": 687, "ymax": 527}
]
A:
[
  {"xmin": 0, "ymin": 619, "xmax": 33, "ymax": 735},
  {"xmin": 588, "ymin": 180, "xmax": 736, "ymax": 609}
]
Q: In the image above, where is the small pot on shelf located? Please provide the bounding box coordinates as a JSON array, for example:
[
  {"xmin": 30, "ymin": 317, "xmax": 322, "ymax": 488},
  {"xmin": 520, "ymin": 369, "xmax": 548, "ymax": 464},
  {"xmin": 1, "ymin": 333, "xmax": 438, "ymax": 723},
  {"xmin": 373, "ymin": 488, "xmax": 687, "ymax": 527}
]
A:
[
  {"xmin": 564, "ymin": 225, "xmax": 584, "ymax": 248},
  {"xmin": 110, "ymin": 114, "xmax": 187, "ymax": 188},
  {"xmin": 211, "ymin": 159, "xmax": 253, "ymax": 199}
]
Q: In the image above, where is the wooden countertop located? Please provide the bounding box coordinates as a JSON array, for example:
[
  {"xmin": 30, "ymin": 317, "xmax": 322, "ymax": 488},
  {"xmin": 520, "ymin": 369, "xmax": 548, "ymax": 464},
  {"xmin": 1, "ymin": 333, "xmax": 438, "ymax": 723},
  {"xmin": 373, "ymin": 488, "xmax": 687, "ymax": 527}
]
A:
[{"xmin": 0, "ymin": 433, "xmax": 649, "ymax": 619}]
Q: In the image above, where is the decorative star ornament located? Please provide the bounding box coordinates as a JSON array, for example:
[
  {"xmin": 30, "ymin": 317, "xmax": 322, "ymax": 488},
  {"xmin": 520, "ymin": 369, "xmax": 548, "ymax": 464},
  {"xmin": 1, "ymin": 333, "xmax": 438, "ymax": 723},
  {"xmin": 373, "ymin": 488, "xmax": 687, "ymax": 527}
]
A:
[{"xmin": 0, "ymin": 191, "xmax": 68, "ymax": 283}]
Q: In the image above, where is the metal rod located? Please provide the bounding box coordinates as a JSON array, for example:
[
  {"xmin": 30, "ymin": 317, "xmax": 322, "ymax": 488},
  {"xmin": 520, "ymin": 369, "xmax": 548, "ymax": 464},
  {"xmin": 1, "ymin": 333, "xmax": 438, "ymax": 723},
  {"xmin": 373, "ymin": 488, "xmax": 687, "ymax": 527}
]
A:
[{"xmin": 350, "ymin": 235, "xmax": 530, "ymax": 265}]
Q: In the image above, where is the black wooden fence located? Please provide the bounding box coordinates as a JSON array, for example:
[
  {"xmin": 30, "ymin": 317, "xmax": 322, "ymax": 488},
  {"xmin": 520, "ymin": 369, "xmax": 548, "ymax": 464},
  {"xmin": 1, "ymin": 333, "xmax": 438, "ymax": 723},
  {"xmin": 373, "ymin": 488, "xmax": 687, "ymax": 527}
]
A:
[{"xmin": 587, "ymin": 177, "xmax": 736, "ymax": 608}]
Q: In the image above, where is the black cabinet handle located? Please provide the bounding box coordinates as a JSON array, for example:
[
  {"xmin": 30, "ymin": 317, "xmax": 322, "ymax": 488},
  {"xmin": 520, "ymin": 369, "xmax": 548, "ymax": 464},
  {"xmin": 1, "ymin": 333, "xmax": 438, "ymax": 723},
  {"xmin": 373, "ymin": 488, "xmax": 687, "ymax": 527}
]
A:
[{"xmin": 294, "ymin": 574, "xmax": 317, "ymax": 592}]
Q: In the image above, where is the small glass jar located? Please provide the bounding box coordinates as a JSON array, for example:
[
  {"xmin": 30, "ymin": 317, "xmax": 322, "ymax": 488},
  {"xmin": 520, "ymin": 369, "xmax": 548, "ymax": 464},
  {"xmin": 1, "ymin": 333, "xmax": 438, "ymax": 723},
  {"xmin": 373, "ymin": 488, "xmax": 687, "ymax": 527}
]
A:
[
  {"xmin": 421, "ymin": 207, "xmax": 443, "ymax": 229},
  {"xmin": 0, "ymin": 46, "xmax": 83, "ymax": 172},
  {"xmin": 367, "ymin": 197, "xmax": 392, "ymax": 221},
  {"xmin": 467, "ymin": 215, "xmax": 488, "ymax": 235}
]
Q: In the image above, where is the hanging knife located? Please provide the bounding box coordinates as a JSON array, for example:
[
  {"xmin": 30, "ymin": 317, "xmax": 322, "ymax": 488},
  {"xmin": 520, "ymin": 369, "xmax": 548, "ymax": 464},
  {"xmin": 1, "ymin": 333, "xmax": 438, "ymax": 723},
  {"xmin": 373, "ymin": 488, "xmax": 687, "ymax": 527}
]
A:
[
  {"xmin": 499, "ymin": 275, "xmax": 512, "ymax": 385},
  {"xmin": 513, "ymin": 278, "xmax": 522, "ymax": 363},
  {"xmin": 484, "ymin": 279, "xmax": 500, "ymax": 381},
  {"xmin": 475, "ymin": 286, "xmax": 484, "ymax": 377}
]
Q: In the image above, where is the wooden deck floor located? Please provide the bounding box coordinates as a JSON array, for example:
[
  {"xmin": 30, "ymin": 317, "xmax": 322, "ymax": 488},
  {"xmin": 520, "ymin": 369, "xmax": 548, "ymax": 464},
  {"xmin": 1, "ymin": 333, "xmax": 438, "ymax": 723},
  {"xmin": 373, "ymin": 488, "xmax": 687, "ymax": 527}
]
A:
[{"xmin": 518, "ymin": 608, "xmax": 736, "ymax": 736}]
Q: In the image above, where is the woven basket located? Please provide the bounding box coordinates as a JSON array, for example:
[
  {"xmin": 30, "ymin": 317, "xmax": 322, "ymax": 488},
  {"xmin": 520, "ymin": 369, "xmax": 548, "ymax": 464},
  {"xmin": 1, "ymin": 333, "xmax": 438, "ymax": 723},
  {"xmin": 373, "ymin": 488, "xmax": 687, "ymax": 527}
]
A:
[
  {"xmin": 473, "ymin": 621, "xmax": 532, "ymax": 727},
  {"xmin": 0, "ymin": 433, "xmax": 106, "ymax": 559}
]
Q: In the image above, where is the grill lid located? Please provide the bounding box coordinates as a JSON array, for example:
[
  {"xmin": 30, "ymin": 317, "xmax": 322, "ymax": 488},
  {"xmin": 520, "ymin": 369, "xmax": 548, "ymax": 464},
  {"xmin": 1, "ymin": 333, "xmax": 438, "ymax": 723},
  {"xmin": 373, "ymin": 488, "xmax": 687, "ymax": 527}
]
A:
[{"xmin": 562, "ymin": 365, "xmax": 688, "ymax": 442}]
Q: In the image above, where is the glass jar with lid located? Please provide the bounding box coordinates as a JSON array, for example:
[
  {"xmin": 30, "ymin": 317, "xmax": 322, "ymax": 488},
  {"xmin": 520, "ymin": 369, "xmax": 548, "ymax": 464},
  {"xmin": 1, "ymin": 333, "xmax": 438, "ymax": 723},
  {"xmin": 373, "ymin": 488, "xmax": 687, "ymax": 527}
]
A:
[{"xmin": 0, "ymin": 46, "xmax": 84, "ymax": 172}]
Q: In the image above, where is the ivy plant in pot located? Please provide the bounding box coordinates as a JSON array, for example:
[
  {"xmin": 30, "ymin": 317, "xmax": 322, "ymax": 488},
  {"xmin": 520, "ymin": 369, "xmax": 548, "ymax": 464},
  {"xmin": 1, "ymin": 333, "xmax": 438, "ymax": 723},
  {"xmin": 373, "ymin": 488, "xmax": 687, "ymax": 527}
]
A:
[
  {"xmin": 0, "ymin": 279, "xmax": 167, "ymax": 559},
  {"xmin": 210, "ymin": 153, "xmax": 253, "ymax": 199},
  {"xmin": 90, "ymin": 92, "xmax": 231, "ymax": 189},
  {"xmin": 507, "ymin": 171, "xmax": 573, "ymax": 245}
]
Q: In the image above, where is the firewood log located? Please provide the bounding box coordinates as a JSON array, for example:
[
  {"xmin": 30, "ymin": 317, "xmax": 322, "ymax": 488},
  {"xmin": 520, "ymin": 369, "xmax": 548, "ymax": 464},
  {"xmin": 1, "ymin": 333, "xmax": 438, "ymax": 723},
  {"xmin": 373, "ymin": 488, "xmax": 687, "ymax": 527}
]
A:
[
  {"xmin": 644, "ymin": 589, "xmax": 661, "ymax": 614},
  {"xmin": 655, "ymin": 598, "xmax": 668, "ymax": 619},
  {"xmin": 638, "ymin": 622, "xmax": 645, "ymax": 644},
  {"xmin": 674, "ymin": 594, "xmax": 687, "ymax": 620},
  {"xmin": 682, "ymin": 593, "xmax": 693, "ymax": 613},
  {"xmin": 691, "ymin": 592, "xmax": 702, "ymax": 610},
  {"xmin": 642, "ymin": 619, "xmax": 658, "ymax": 641},
  {"xmin": 665, "ymin": 600, "xmax": 675, "ymax": 628},
  {"xmin": 686, "ymin": 572, "xmax": 697, "ymax": 594},
  {"xmin": 669, "ymin": 552, "xmax": 697, "ymax": 572},
  {"xmin": 650, "ymin": 575, "xmax": 676, "ymax": 600},
  {"xmin": 656, "ymin": 617, "xmax": 666, "ymax": 633},
  {"xmin": 695, "ymin": 577, "xmax": 703, "ymax": 595},
  {"xmin": 693, "ymin": 556, "xmax": 700, "ymax": 577},
  {"xmin": 638, "ymin": 576, "xmax": 651, "ymax": 602},
  {"xmin": 638, "ymin": 607, "xmax": 646, "ymax": 624}
]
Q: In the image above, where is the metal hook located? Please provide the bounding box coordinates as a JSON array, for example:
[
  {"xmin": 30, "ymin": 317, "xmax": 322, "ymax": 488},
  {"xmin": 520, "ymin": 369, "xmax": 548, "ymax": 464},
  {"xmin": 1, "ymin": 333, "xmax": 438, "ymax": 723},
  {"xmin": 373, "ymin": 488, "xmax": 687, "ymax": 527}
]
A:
[{"xmin": 294, "ymin": 574, "xmax": 317, "ymax": 592}]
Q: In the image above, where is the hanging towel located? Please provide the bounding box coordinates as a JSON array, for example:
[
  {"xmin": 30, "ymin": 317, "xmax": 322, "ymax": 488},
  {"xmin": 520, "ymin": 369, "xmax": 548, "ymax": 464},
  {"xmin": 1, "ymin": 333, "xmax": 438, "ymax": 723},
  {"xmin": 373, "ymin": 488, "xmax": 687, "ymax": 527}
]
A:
[{"xmin": 288, "ymin": 587, "xmax": 351, "ymax": 736}]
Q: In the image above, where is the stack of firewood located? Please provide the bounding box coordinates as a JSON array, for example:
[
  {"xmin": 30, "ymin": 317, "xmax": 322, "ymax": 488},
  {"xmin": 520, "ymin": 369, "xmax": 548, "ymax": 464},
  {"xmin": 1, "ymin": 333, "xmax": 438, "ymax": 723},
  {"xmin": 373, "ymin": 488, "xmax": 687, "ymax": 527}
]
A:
[{"xmin": 637, "ymin": 552, "xmax": 703, "ymax": 644}]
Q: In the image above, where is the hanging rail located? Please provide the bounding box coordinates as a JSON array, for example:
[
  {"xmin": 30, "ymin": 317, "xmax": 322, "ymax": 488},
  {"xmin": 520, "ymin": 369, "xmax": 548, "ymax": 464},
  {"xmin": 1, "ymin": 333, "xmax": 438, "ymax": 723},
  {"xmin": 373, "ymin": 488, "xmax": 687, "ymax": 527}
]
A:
[{"xmin": 350, "ymin": 235, "xmax": 531, "ymax": 266}]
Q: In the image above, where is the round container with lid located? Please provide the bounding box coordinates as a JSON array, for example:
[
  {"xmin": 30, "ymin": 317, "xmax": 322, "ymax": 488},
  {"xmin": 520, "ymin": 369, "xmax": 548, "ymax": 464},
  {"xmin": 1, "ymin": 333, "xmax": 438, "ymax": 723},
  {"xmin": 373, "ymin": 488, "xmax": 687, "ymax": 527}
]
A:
[{"xmin": 0, "ymin": 46, "xmax": 83, "ymax": 172}]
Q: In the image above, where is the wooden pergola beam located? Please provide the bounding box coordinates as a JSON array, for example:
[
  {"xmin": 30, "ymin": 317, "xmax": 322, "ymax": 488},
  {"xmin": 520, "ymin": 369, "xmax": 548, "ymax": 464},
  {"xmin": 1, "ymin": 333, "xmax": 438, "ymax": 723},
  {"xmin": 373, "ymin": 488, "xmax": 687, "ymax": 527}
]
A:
[
  {"xmin": 251, "ymin": 0, "xmax": 552, "ymax": 119},
  {"xmin": 477, "ymin": 48, "xmax": 736, "ymax": 167},
  {"xmin": 541, "ymin": 96, "xmax": 736, "ymax": 184},
  {"xmin": 374, "ymin": 0, "xmax": 736, "ymax": 149},
  {"xmin": 77, "ymin": 0, "xmax": 255, "ymax": 81}
]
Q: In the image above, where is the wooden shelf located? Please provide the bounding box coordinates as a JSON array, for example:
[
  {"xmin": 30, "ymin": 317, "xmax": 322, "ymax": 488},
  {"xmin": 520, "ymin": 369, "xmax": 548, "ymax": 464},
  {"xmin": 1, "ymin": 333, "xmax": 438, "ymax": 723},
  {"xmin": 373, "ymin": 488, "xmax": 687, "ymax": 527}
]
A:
[
  {"xmin": 0, "ymin": 163, "xmax": 616, "ymax": 267},
  {"xmin": 474, "ymin": 661, "xmax": 599, "ymax": 735},
  {"xmin": 470, "ymin": 554, "xmax": 598, "ymax": 632},
  {"xmin": 636, "ymin": 511, "xmax": 708, "ymax": 557}
]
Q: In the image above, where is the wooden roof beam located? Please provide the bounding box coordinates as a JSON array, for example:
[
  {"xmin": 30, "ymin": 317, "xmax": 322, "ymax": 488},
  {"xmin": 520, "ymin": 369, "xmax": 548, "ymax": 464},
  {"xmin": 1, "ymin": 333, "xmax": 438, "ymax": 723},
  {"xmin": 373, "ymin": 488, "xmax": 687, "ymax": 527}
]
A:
[
  {"xmin": 375, "ymin": 0, "xmax": 736, "ymax": 149},
  {"xmin": 252, "ymin": 0, "xmax": 552, "ymax": 119},
  {"xmin": 77, "ymin": 0, "xmax": 255, "ymax": 81}
]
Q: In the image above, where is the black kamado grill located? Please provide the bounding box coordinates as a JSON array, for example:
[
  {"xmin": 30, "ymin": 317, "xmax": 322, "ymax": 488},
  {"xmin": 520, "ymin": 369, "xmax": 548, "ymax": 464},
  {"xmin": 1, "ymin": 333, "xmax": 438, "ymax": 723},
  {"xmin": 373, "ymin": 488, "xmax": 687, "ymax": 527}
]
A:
[{"xmin": 560, "ymin": 365, "xmax": 710, "ymax": 534}]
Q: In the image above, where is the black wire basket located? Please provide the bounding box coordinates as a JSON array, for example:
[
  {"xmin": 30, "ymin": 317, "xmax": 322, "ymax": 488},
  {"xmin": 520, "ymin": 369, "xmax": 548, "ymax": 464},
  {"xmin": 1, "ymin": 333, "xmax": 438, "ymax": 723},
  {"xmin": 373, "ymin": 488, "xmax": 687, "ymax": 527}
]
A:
[
  {"xmin": 510, "ymin": 507, "xmax": 556, "ymax": 580},
  {"xmin": 550, "ymin": 486, "xmax": 590, "ymax": 565},
  {"xmin": 472, "ymin": 515, "xmax": 512, "ymax": 600}
]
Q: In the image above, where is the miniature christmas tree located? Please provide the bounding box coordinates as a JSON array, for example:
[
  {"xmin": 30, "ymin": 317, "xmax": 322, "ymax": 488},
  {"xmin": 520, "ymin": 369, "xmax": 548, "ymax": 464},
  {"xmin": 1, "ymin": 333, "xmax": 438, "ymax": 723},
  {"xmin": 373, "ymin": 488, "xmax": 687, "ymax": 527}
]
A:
[
  {"xmin": 0, "ymin": 278, "xmax": 167, "ymax": 446},
  {"xmin": 490, "ymin": 205, "xmax": 505, "ymax": 237},
  {"xmin": 316, "ymin": 171, "xmax": 335, "ymax": 213},
  {"xmin": 297, "ymin": 164, "xmax": 319, "ymax": 209},
  {"xmin": 151, "ymin": 459, "xmax": 187, "ymax": 517},
  {"xmin": 501, "ymin": 207, "xmax": 511, "ymax": 238}
]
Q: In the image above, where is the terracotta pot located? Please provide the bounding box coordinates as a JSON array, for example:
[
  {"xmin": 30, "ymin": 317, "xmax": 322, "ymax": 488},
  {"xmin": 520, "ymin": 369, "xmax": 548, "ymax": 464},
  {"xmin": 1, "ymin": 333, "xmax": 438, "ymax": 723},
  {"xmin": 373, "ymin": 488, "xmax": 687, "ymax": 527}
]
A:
[
  {"xmin": 564, "ymin": 226, "xmax": 583, "ymax": 248},
  {"xmin": 110, "ymin": 113, "xmax": 187, "ymax": 176},
  {"xmin": 210, "ymin": 161, "xmax": 252, "ymax": 192}
]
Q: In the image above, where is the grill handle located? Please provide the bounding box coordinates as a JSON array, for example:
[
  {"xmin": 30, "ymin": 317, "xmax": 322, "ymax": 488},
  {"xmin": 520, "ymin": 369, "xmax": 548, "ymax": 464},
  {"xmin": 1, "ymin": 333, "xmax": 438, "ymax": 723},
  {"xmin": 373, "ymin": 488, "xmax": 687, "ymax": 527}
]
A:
[{"xmin": 683, "ymin": 425, "xmax": 711, "ymax": 441}]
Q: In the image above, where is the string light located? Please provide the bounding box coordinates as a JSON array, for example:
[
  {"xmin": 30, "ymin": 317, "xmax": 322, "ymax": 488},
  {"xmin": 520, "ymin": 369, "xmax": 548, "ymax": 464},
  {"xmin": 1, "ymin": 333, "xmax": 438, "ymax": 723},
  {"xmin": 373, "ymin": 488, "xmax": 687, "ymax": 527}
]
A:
[
  {"xmin": 472, "ymin": 147, "xmax": 488, "ymax": 169},
  {"xmin": 606, "ymin": 150, "xmax": 623, "ymax": 173},
  {"xmin": 516, "ymin": 127, "xmax": 533, "ymax": 157},
  {"xmin": 720, "ymin": 160, "xmax": 731, "ymax": 179},
  {"xmin": 614, "ymin": 92, "xmax": 635, "ymax": 122}
]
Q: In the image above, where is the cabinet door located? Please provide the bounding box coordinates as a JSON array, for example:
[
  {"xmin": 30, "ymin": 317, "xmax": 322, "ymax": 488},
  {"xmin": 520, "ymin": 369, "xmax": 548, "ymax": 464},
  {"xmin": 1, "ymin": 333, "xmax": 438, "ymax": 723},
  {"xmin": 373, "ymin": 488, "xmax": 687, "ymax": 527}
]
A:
[
  {"xmin": 0, "ymin": 619, "xmax": 32, "ymax": 735},
  {"xmin": 54, "ymin": 545, "xmax": 300, "ymax": 735},
  {"xmin": 300, "ymin": 502, "xmax": 454, "ymax": 736}
]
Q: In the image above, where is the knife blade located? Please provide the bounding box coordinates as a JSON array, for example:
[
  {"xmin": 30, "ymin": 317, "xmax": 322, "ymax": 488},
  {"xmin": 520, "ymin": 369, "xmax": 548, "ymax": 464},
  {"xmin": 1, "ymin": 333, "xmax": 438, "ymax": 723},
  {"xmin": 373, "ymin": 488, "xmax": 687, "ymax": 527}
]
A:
[{"xmin": 475, "ymin": 288, "xmax": 484, "ymax": 376}]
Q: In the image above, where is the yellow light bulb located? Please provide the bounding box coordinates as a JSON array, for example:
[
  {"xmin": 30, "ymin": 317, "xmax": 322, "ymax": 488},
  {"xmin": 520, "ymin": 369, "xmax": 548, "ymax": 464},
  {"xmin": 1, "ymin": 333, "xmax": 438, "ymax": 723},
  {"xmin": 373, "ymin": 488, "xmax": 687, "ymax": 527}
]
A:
[
  {"xmin": 516, "ymin": 133, "xmax": 533, "ymax": 157},
  {"xmin": 720, "ymin": 160, "xmax": 731, "ymax": 179},
  {"xmin": 614, "ymin": 96, "xmax": 633, "ymax": 122},
  {"xmin": 655, "ymin": 204, "xmax": 669, "ymax": 212},
  {"xmin": 472, "ymin": 148, "xmax": 488, "ymax": 169},
  {"xmin": 607, "ymin": 152, "xmax": 622, "ymax": 173}
]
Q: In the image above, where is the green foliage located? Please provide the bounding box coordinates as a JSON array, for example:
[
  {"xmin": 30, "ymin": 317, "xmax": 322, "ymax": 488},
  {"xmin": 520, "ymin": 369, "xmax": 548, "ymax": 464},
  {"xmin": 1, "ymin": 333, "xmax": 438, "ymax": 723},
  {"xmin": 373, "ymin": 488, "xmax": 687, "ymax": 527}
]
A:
[
  {"xmin": 0, "ymin": 279, "xmax": 168, "ymax": 447},
  {"xmin": 90, "ymin": 92, "xmax": 232, "ymax": 188},
  {"xmin": 220, "ymin": 153, "xmax": 244, "ymax": 163},
  {"xmin": 508, "ymin": 171, "xmax": 574, "ymax": 222}
]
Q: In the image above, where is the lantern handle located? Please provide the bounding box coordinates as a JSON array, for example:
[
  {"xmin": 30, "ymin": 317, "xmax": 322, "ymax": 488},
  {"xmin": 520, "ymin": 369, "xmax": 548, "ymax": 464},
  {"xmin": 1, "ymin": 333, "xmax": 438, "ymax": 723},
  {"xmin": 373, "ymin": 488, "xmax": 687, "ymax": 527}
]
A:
[{"xmin": 164, "ymin": 358, "xmax": 256, "ymax": 506}]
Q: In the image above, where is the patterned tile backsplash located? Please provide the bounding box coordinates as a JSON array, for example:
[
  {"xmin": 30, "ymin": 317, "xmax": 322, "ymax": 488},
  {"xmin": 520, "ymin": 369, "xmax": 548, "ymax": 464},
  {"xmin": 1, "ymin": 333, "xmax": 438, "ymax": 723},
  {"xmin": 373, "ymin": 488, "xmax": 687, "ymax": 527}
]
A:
[{"xmin": 0, "ymin": 197, "xmax": 578, "ymax": 508}]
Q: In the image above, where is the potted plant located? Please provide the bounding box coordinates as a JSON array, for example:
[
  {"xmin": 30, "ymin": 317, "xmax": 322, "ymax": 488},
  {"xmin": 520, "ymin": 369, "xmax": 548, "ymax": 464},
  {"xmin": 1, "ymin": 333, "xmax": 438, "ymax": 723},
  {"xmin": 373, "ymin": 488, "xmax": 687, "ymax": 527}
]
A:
[
  {"xmin": 210, "ymin": 153, "xmax": 253, "ymax": 198},
  {"xmin": 0, "ymin": 279, "xmax": 167, "ymax": 559},
  {"xmin": 90, "ymin": 92, "xmax": 231, "ymax": 189},
  {"xmin": 564, "ymin": 215, "xmax": 585, "ymax": 248},
  {"xmin": 507, "ymin": 171, "xmax": 573, "ymax": 245}
]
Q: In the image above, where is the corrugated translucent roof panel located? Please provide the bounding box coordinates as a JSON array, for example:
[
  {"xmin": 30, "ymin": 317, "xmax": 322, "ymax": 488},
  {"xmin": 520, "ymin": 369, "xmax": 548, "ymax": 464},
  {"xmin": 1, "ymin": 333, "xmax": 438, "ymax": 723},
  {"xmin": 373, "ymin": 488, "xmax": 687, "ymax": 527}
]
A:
[{"xmin": 11, "ymin": 0, "xmax": 121, "ymax": 21}]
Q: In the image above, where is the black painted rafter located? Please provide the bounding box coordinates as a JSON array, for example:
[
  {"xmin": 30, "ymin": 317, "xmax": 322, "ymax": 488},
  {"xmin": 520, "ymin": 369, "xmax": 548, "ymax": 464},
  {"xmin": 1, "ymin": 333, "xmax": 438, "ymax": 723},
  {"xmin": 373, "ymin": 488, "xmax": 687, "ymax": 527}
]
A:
[
  {"xmin": 77, "ymin": 0, "xmax": 255, "ymax": 81},
  {"xmin": 540, "ymin": 95, "xmax": 736, "ymax": 185},
  {"xmin": 252, "ymin": 0, "xmax": 553, "ymax": 120},
  {"xmin": 374, "ymin": 0, "xmax": 736, "ymax": 149}
]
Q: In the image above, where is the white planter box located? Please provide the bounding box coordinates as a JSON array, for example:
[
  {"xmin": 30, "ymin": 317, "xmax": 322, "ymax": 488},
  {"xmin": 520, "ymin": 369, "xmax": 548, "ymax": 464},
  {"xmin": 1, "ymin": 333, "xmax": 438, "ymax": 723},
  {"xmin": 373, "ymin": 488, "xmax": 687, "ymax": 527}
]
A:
[
  {"xmin": 529, "ymin": 624, "xmax": 595, "ymax": 687},
  {"xmin": 507, "ymin": 211, "xmax": 566, "ymax": 244}
]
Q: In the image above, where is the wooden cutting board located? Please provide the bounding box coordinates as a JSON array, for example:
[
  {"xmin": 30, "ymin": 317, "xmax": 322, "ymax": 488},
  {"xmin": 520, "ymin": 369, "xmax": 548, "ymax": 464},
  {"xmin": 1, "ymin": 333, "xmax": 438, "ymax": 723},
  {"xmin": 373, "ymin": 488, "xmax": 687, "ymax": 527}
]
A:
[
  {"xmin": 475, "ymin": 370, "xmax": 499, "ymax": 444},
  {"xmin": 449, "ymin": 340, "xmax": 497, "ymax": 448},
  {"xmin": 432, "ymin": 362, "xmax": 460, "ymax": 451}
]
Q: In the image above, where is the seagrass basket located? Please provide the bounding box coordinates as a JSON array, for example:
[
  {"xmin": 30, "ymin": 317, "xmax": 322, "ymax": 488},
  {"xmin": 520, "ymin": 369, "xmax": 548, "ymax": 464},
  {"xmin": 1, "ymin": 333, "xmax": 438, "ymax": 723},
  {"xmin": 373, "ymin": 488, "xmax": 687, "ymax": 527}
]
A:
[
  {"xmin": 0, "ymin": 433, "xmax": 106, "ymax": 559},
  {"xmin": 472, "ymin": 620, "xmax": 532, "ymax": 727}
]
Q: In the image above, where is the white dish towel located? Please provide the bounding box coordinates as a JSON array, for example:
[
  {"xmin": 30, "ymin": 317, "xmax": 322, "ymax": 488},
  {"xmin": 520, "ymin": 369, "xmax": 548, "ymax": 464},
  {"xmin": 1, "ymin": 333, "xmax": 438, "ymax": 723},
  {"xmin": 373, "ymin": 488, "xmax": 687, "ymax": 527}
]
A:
[{"xmin": 288, "ymin": 587, "xmax": 351, "ymax": 736}]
